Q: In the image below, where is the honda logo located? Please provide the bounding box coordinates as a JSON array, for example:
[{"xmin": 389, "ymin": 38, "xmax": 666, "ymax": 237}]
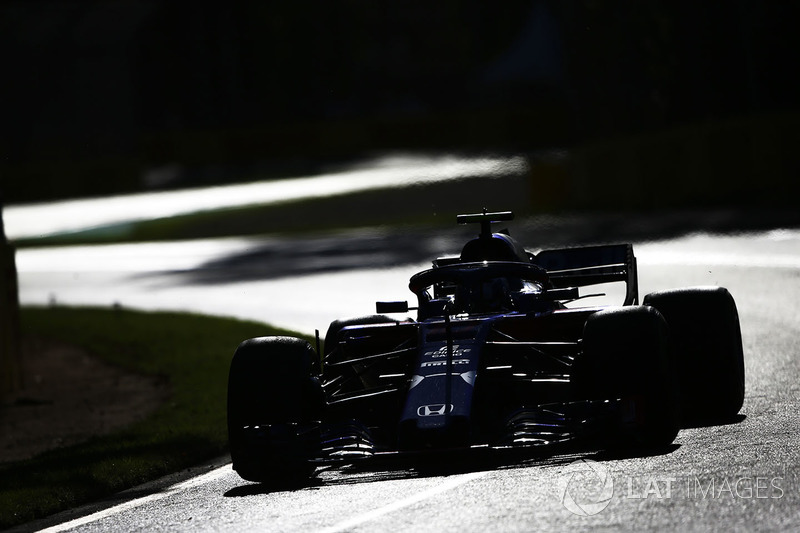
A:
[{"xmin": 417, "ymin": 404, "xmax": 454, "ymax": 417}]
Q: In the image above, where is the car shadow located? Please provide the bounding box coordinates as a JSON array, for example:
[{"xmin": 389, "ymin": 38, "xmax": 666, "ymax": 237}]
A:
[
  {"xmin": 223, "ymin": 413, "xmax": 747, "ymax": 497},
  {"xmin": 682, "ymin": 413, "xmax": 747, "ymax": 430},
  {"xmin": 222, "ymin": 441, "xmax": 683, "ymax": 497},
  {"xmin": 224, "ymin": 477, "xmax": 325, "ymax": 497}
]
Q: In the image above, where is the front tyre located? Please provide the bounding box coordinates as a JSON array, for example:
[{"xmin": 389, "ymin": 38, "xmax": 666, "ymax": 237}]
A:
[
  {"xmin": 573, "ymin": 306, "xmax": 680, "ymax": 449},
  {"xmin": 227, "ymin": 336, "xmax": 324, "ymax": 483},
  {"xmin": 644, "ymin": 286, "xmax": 745, "ymax": 424}
]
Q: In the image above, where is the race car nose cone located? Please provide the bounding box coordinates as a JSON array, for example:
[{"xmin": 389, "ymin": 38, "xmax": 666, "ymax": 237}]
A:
[{"xmin": 397, "ymin": 412, "xmax": 471, "ymax": 450}]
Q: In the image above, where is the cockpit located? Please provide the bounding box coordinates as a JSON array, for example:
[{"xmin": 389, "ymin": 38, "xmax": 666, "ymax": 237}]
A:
[{"xmin": 409, "ymin": 261, "xmax": 551, "ymax": 319}]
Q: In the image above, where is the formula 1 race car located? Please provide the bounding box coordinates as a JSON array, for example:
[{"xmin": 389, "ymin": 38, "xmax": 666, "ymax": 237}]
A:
[{"xmin": 227, "ymin": 210, "xmax": 745, "ymax": 482}]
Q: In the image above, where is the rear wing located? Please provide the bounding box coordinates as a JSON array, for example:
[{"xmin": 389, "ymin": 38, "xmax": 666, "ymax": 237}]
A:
[{"xmin": 532, "ymin": 244, "xmax": 639, "ymax": 305}]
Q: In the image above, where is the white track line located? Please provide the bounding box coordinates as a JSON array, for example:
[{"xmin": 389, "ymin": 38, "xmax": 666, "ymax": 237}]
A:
[
  {"xmin": 317, "ymin": 471, "xmax": 489, "ymax": 533},
  {"xmin": 36, "ymin": 465, "xmax": 231, "ymax": 533},
  {"xmin": 38, "ymin": 467, "xmax": 487, "ymax": 533}
]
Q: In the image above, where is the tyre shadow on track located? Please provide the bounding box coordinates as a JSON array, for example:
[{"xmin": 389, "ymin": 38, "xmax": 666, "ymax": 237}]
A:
[{"xmin": 682, "ymin": 413, "xmax": 746, "ymax": 430}]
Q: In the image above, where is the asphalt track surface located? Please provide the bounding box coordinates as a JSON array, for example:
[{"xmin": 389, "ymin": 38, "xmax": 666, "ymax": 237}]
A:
[{"xmin": 13, "ymin": 222, "xmax": 800, "ymax": 532}]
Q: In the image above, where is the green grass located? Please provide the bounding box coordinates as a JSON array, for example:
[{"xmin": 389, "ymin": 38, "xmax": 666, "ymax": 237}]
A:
[{"xmin": 0, "ymin": 306, "xmax": 311, "ymax": 530}]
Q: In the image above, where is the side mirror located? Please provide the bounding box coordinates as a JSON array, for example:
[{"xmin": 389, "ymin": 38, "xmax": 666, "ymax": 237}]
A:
[
  {"xmin": 376, "ymin": 301, "xmax": 410, "ymax": 314},
  {"xmin": 545, "ymin": 287, "xmax": 580, "ymax": 301}
]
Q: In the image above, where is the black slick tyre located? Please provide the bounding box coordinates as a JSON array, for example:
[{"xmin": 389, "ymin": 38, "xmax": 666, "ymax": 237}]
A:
[
  {"xmin": 643, "ymin": 286, "xmax": 745, "ymax": 425},
  {"xmin": 573, "ymin": 306, "xmax": 680, "ymax": 449},
  {"xmin": 227, "ymin": 336, "xmax": 324, "ymax": 483}
]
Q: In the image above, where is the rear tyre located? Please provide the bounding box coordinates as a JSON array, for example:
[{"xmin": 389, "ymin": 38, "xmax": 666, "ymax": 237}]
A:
[
  {"xmin": 572, "ymin": 306, "xmax": 680, "ymax": 449},
  {"xmin": 227, "ymin": 336, "xmax": 324, "ymax": 483},
  {"xmin": 643, "ymin": 286, "xmax": 744, "ymax": 424}
]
